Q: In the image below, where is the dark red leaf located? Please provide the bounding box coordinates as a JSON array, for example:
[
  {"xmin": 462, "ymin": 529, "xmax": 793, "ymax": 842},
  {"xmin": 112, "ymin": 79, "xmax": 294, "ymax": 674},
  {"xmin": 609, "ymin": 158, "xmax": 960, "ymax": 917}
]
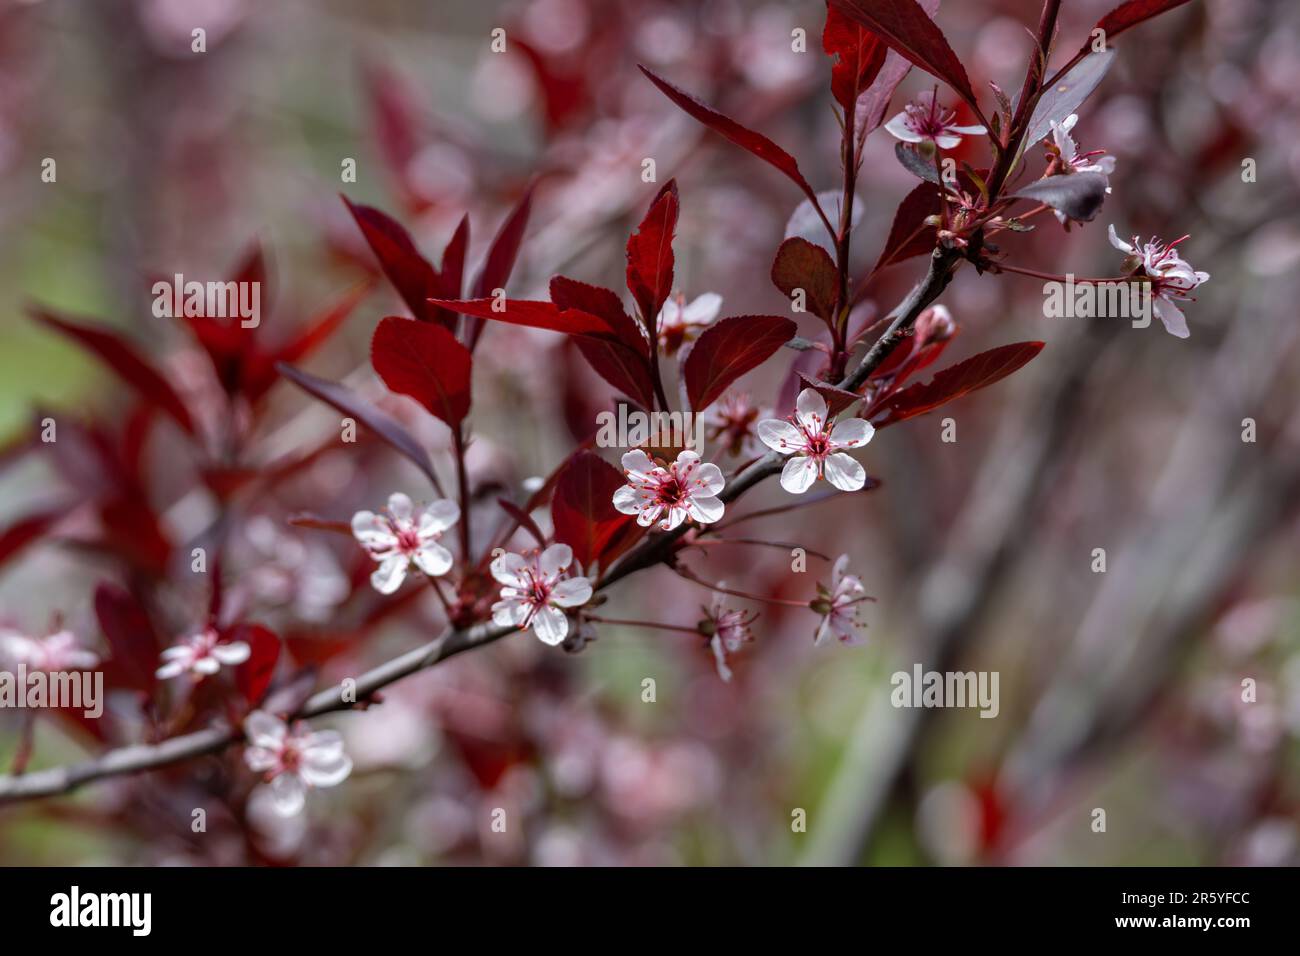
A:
[
  {"xmin": 371, "ymin": 316, "xmax": 472, "ymax": 430},
  {"xmin": 242, "ymin": 278, "xmax": 373, "ymax": 402},
  {"xmin": 574, "ymin": 338, "xmax": 657, "ymax": 412},
  {"xmin": 873, "ymin": 181, "xmax": 940, "ymax": 272},
  {"xmin": 771, "ymin": 237, "xmax": 839, "ymax": 324},
  {"xmin": 870, "ymin": 341, "xmax": 1045, "ymax": 426},
  {"xmin": 830, "ymin": 0, "xmax": 979, "ymax": 114},
  {"xmin": 1089, "ymin": 0, "xmax": 1193, "ymax": 50},
  {"xmin": 684, "ymin": 315, "xmax": 798, "ymax": 411},
  {"xmin": 467, "ymin": 187, "xmax": 535, "ymax": 349},
  {"xmin": 342, "ymin": 196, "xmax": 443, "ymax": 326},
  {"xmin": 823, "ymin": 2, "xmax": 889, "ymax": 111},
  {"xmin": 94, "ymin": 582, "xmax": 161, "ymax": 694},
  {"xmin": 0, "ymin": 507, "xmax": 63, "ymax": 571},
  {"xmin": 625, "ymin": 180, "xmax": 679, "ymax": 327},
  {"xmin": 29, "ymin": 307, "xmax": 195, "ymax": 434},
  {"xmin": 551, "ymin": 451, "xmax": 640, "ymax": 571},
  {"xmin": 277, "ymin": 363, "xmax": 440, "ymax": 487},
  {"xmin": 639, "ymin": 66, "xmax": 824, "ymax": 210},
  {"xmin": 430, "ymin": 297, "xmax": 617, "ymax": 339},
  {"xmin": 549, "ymin": 276, "xmax": 646, "ymax": 353},
  {"xmin": 473, "ymin": 187, "xmax": 534, "ymax": 299},
  {"xmin": 232, "ymin": 623, "xmax": 281, "ymax": 707}
]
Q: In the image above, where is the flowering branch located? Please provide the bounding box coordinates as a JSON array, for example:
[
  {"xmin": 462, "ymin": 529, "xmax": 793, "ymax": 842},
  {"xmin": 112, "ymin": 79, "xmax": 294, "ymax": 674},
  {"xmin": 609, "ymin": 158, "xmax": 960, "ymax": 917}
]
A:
[{"xmin": 0, "ymin": 239, "xmax": 961, "ymax": 805}]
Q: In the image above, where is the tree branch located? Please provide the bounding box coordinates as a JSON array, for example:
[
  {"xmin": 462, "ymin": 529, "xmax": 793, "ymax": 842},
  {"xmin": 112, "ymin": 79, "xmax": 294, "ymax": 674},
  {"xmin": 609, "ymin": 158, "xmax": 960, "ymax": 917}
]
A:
[{"xmin": 0, "ymin": 246, "xmax": 964, "ymax": 805}]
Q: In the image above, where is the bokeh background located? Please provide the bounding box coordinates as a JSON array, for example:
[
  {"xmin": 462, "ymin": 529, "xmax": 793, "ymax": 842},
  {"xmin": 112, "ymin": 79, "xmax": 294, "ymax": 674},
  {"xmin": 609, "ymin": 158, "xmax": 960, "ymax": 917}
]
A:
[{"xmin": 2, "ymin": 0, "xmax": 1299, "ymax": 865}]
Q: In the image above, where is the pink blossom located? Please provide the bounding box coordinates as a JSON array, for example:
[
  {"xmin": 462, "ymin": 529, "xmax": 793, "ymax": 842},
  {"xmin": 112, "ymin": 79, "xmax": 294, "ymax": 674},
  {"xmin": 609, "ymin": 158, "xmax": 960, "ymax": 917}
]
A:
[
  {"xmin": 613, "ymin": 449, "xmax": 725, "ymax": 530},
  {"xmin": 351, "ymin": 492, "xmax": 460, "ymax": 594},
  {"xmin": 0, "ymin": 628, "xmax": 99, "ymax": 671},
  {"xmin": 758, "ymin": 388, "xmax": 874, "ymax": 494},
  {"xmin": 705, "ymin": 392, "xmax": 768, "ymax": 457},
  {"xmin": 243, "ymin": 710, "xmax": 353, "ymax": 816},
  {"xmin": 491, "ymin": 543, "xmax": 593, "ymax": 646},
  {"xmin": 701, "ymin": 592, "xmax": 757, "ymax": 682},
  {"xmin": 885, "ymin": 92, "xmax": 986, "ymax": 149},
  {"xmin": 1108, "ymin": 225, "xmax": 1211, "ymax": 338},
  {"xmin": 812, "ymin": 554, "xmax": 869, "ymax": 645},
  {"xmin": 156, "ymin": 627, "xmax": 250, "ymax": 680},
  {"xmin": 656, "ymin": 291, "xmax": 721, "ymax": 355}
]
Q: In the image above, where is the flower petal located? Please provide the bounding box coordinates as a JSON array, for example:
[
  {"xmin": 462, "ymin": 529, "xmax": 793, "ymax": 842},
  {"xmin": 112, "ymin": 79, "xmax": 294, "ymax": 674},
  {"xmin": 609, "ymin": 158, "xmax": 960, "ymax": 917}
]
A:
[
  {"xmin": 539, "ymin": 543, "xmax": 574, "ymax": 577},
  {"xmin": 687, "ymin": 494, "xmax": 725, "ymax": 525},
  {"xmin": 780, "ymin": 455, "xmax": 819, "ymax": 494},
  {"xmin": 757, "ymin": 419, "xmax": 803, "ymax": 453},
  {"xmin": 269, "ymin": 773, "xmax": 307, "ymax": 816},
  {"xmin": 551, "ymin": 576, "xmax": 593, "ymax": 608},
  {"xmin": 370, "ymin": 555, "xmax": 408, "ymax": 594},
  {"xmin": 1154, "ymin": 296, "xmax": 1190, "ymax": 339},
  {"xmin": 794, "ymin": 387, "xmax": 828, "ymax": 433},
  {"xmin": 386, "ymin": 493, "xmax": 414, "ymax": 521},
  {"xmin": 682, "ymin": 292, "xmax": 722, "ymax": 325},
  {"xmin": 824, "ymin": 452, "xmax": 867, "ymax": 492},
  {"xmin": 413, "ymin": 542, "xmax": 454, "ymax": 577},
  {"xmin": 213, "ymin": 641, "xmax": 251, "ymax": 665},
  {"xmin": 490, "ymin": 551, "xmax": 530, "ymax": 587},
  {"xmin": 420, "ymin": 499, "xmax": 461, "ymax": 535},
  {"xmin": 829, "ymin": 417, "xmax": 874, "ymax": 449},
  {"xmin": 884, "ymin": 111, "xmax": 921, "ymax": 142},
  {"xmin": 620, "ymin": 449, "xmax": 656, "ymax": 481},
  {"xmin": 531, "ymin": 605, "xmax": 569, "ymax": 645},
  {"xmin": 692, "ymin": 462, "xmax": 725, "ymax": 496}
]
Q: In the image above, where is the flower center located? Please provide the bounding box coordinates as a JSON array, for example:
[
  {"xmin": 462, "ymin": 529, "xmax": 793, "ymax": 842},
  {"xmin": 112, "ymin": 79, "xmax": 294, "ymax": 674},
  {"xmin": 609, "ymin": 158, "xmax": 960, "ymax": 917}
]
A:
[
  {"xmin": 657, "ymin": 477, "xmax": 687, "ymax": 505},
  {"xmin": 395, "ymin": 525, "xmax": 423, "ymax": 554}
]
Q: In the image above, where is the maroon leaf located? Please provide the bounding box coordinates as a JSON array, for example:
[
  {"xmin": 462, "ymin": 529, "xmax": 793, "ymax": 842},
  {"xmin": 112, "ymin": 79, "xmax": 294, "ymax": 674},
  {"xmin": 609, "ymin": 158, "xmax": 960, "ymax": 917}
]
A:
[
  {"xmin": 240, "ymin": 278, "xmax": 373, "ymax": 402},
  {"xmin": 823, "ymin": 2, "xmax": 889, "ymax": 111},
  {"xmin": 1089, "ymin": 0, "xmax": 1193, "ymax": 50},
  {"xmin": 363, "ymin": 61, "xmax": 425, "ymax": 201},
  {"xmin": 342, "ymin": 196, "xmax": 442, "ymax": 326},
  {"xmin": 771, "ymin": 237, "xmax": 839, "ymax": 325},
  {"xmin": 232, "ymin": 623, "xmax": 281, "ymax": 707},
  {"xmin": 551, "ymin": 451, "xmax": 639, "ymax": 571},
  {"xmin": 467, "ymin": 187, "xmax": 534, "ymax": 349},
  {"xmin": 625, "ymin": 180, "xmax": 679, "ymax": 329},
  {"xmin": 639, "ymin": 66, "xmax": 825, "ymax": 211},
  {"xmin": 550, "ymin": 276, "xmax": 647, "ymax": 353},
  {"xmin": 430, "ymin": 297, "xmax": 617, "ymax": 339},
  {"xmin": 424, "ymin": 213, "xmax": 472, "ymax": 330},
  {"xmin": 277, "ymin": 363, "xmax": 440, "ymax": 487},
  {"xmin": 0, "ymin": 507, "xmax": 63, "ymax": 571},
  {"xmin": 684, "ymin": 315, "xmax": 798, "ymax": 411},
  {"xmin": 473, "ymin": 187, "xmax": 534, "ymax": 299},
  {"xmin": 873, "ymin": 181, "xmax": 941, "ymax": 272},
  {"xmin": 870, "ymin": 341, "xmax": 1044, "ymax": 426},
  {"xmin": 29, "ymin": 307, "xmax": 194, "ymax": 434},
  {"xmin": 371, "ymin": 316, "xmax": 472, "ymax": 429},
  {"xmin": 574, "ymin": 339, "xmax": 657, "ymax": 412},
  {"xmin": 830, "ymin": 0, "xmax": 979, "ymax": 114},
  {"xmin": 94, "ymin": 582, "xmax": 161, "ymax": 694}
]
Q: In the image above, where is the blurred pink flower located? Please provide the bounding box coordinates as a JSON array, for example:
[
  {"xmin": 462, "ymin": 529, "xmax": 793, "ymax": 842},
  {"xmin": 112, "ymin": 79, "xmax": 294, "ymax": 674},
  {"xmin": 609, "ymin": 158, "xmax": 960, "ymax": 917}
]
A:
[
  {"xmin": 243, "ymin": 710, "xmax": 353, "ymax": 817},
  {"xmin": 156, "ymin": 627, "xmax": 249, "ymax": 680},
  {"xmin": 1109, "ymin": 226, "xmax": 1211, "ymax": 338}
]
